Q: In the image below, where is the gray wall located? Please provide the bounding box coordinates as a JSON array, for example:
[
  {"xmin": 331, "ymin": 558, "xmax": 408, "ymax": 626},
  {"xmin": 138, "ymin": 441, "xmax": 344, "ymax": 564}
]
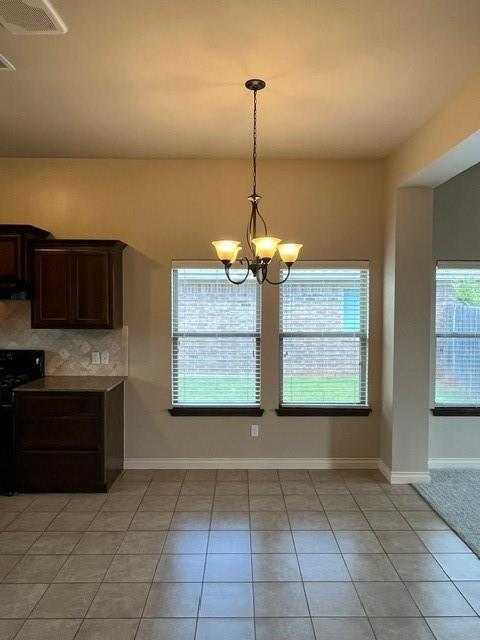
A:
[{"xmin": 431, "ymin": 163, "xmax": 480, "ymax": 461}]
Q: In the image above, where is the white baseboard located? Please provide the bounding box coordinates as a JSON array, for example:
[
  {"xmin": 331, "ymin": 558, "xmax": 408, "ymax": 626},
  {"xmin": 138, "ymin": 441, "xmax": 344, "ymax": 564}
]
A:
[
  {"xmin": 125, "ymin": 457, "xmax": 433, "ymax": 484},
  {"xmin": 378, "ymin": 460, "xmax": 431, "ymax": 484},
  {"xmin": 377, "ymin": 460, "xmax": 391, "ymax": 482},
  {"xmin": 390, "ymin": 471, "xmax": 431, "ymax": 484},
  {"xmin": 429, "ymin": 458, "xmax": 480, "ymax": 469},
  {"xmin": 124, "ymin": 457, "xmax": 379, "ymax": 470}
]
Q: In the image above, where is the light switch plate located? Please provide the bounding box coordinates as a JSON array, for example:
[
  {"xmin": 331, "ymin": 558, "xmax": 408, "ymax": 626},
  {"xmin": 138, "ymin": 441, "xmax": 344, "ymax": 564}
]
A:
[
  {"xmin": 91, "ymin": 351, "xmax": 100, "ymax": 364},
  {"xmin": 101, "ymin": 351, "xmax": 110, "ymax": 365},
  {"xmin": 251, "ymin": 424, "xmax": 259, "ymax": 437}
]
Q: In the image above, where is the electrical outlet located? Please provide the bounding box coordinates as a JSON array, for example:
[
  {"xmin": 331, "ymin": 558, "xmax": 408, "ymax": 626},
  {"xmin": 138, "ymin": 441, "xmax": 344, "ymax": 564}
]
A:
[
  {"xmin": 91, "ymin": 351, "xmax": 100, "ymax": 364},
  {"xmin": 251, "ymin": 424, "xmax": 259, "ymax": 437},
  {"xmin": 101, "ymin": 351, "xmax": 110, "ymax": 365}
]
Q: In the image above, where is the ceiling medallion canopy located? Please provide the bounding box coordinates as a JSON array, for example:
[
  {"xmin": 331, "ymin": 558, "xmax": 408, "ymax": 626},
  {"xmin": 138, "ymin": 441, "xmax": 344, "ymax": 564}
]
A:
[{"xmin": 212, "ymin": 79, "xmax": 303, "ymax": 285}]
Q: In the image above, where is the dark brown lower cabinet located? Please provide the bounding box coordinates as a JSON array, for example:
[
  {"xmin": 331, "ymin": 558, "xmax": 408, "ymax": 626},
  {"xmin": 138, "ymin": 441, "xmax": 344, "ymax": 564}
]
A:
[{"xmin": 15, "ymin": 383, "xmax": 124, "ymax": 492}]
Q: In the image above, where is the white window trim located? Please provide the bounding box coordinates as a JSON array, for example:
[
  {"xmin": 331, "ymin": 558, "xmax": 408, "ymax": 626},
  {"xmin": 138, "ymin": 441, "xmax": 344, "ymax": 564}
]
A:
[
  {"xmin": 171, "ymin": 260, "xmax": 262, "ymax": 409},
  {"xmin": 279, "ymin": 261, "xmax": 370, "ymax": 408},
  {"xmin": 433, "ymin": 260, "xmax": 480, "ymax": 409}
]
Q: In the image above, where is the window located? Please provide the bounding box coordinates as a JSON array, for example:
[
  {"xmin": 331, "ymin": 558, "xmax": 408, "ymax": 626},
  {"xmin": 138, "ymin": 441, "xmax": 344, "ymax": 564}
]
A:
[
  {"xmin": 171, "ymin": 265, "xmax": 261, "ymax": 407},
  {"xmin": 279, "ymin": 264, "xmax": 369, "ymax": 407},
  {"xmin": 434, "ymin": 264, "xmax": 480, "ymax": 406}
]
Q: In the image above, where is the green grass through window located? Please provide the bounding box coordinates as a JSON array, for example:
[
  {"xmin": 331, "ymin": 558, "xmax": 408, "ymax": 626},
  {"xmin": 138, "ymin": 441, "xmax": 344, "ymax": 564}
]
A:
[
  {"xmin": 435, "ymin": 385, "xmax": 479, "ymax": 405},
  {"xmin": 283, "ymin": 376, "xmax": 359, "ymax": 404},
  {"xmin": 175, "ymin": 375, "xmax": 360, "ymax": 405},
  {"xmin": 176, "ymin": 374, "xmax": 256, "ymax": 405}
]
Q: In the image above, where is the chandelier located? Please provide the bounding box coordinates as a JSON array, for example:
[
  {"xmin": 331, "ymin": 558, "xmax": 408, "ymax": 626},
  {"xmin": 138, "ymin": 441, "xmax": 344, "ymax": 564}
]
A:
[{"xmin": 212, "ymin": 79, "xmax": 303, "ymax": 285}]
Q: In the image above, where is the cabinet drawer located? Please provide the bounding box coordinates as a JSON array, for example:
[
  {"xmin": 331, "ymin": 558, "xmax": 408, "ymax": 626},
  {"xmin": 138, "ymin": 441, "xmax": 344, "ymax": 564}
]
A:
[
  {"xmin": 18, "ymin": 416, "xmax": 101, "ymax": 451},
  {"xmin": 17, "ymin": 451, "xmax": 103, "ymax": 492},
  {"xmin": 16, "ymin": 393, "xmax": 102, "ymax": 417}
]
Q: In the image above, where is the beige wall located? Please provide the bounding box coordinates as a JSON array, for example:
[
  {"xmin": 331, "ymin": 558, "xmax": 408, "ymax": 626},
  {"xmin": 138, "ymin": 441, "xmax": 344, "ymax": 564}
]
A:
[
  {"xmin": 381, "ymin": 72, "xmax": 480, "ymax": 477},
  {"xmin": 392, "ymin": 188, "xmax": 433, "ymax": 474},
  {"xmin": 0, "ymin": 158, "xmax": 384, "ymax": 462},
  {"xmin": 380, "ymin": 187, "xmax": 396, "ymax": 470},
  {"xmin": 388, "ymin": 72, "xmax": 480, "ymax": 188},
  {"xmin": 381, "ymin": 187, "xmax": 434, "ymax": 479}
]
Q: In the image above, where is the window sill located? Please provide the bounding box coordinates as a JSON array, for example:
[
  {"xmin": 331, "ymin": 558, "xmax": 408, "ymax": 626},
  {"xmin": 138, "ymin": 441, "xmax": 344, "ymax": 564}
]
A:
[
  {"xmin": 276, "ymin": 406, "xmax": 372, "ymax": 416},
  {"xmin": 431, "ymin": 406, "xmax": 480, "ymax": 416},
  {"xmin": 169, "ymin": 407, "xmax": 264, "ymax": 417}
]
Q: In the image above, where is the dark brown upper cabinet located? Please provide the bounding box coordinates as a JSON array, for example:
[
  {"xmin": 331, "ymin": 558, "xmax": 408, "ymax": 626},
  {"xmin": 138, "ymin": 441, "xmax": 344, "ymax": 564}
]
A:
[
  {"xmin": 31, "ymin": 240, "xmax": 126, "ymax": 329},
  {"xmin": 0, "ymin": 225, "xmax": 50, "ymax": 299}
]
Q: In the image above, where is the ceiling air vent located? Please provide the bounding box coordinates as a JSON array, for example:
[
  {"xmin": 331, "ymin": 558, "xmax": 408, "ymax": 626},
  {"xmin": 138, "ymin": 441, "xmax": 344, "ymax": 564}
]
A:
[
  {"xmin": 0, "ymin": 0, "xmax": 67, "ymax": 35},
  {"xmin": 0, "ymin": 53, "xmax": 15, "ymax": 70}
]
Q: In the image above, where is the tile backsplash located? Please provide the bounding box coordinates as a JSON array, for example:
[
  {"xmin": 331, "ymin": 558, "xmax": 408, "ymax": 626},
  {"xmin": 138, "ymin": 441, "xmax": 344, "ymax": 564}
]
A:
[{"xmin": 0, "ymin": 301, "xmax": 128, "ymax": 375}]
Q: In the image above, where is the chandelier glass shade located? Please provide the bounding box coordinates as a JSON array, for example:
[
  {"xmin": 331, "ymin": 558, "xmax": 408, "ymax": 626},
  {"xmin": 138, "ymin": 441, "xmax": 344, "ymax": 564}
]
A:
[{"xmin": 212, "ymin": 79, "xmax": 303, "ymax": 285}]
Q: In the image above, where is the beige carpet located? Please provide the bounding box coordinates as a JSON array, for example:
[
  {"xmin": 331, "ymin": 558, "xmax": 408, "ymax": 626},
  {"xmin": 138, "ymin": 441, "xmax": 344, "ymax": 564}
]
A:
[{"xmin": 415, "ymin": 469, "xmax": 480, "ymax": 556}]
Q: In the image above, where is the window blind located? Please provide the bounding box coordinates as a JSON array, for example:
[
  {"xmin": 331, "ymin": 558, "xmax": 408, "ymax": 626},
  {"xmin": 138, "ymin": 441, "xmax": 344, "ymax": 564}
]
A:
[
  {"xmin": 435, "ymin": 265, "xmax": 480, "ymax": 406},
  {"xmin": 172, "ymin": 267, "xmax": 261, "ymax": 407},
  {"xmin": 279, "ymin": 265, "xmax": 369, "ymax": 406}
]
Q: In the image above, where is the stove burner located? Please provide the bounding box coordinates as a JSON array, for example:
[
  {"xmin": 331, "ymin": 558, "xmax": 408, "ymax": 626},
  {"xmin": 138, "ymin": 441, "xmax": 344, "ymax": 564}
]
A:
[{"xmin": 0, "ymin": 374, "xmax": 30, "ymax": 390}]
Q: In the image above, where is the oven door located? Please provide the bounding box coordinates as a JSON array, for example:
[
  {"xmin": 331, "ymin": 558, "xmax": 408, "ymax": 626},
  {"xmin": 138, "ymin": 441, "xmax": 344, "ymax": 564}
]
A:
[{"xmin": 0, "ymin": 404, "xmax": 15, "ymax": 495}]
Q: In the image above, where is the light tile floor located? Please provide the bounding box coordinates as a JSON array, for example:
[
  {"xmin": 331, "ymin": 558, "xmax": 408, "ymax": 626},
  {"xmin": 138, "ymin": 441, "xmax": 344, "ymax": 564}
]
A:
[{"xmin": 0, "ymin": 468, "xmax": 479, "ymax": 639}]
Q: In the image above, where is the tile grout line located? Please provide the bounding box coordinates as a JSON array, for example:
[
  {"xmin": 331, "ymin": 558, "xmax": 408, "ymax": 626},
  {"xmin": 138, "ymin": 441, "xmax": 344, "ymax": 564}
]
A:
[
  {"xmin": 286, "ymin": 470, "xmax": 317, "ymax": 639},
  {"xmin": 79, "ymin": 472, "xmax": 148, "ymax": 639},
  {"xmin": 336, "ymin": 473, "xmax": 379, "ymax": 640},
  {"xmin": 247, "ymin": 469, "xmax": 256, "ymax": 640},
  {"xmin": 132, "ymin": 468, "xmax": 185, "ymax": 640},
  {"xmin": 341, "ymin": 474, "xmax": 426, "ymax": 622},
  {"xmin": 194, "ymin": 468, "xmax": 216, "ymax": 640}
]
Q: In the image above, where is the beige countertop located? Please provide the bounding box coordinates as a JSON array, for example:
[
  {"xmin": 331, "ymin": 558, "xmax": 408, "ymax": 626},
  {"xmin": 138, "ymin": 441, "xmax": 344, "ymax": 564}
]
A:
[{"xmin": 15, "ymin": 376, "xmax": 126, "ymax": 393}]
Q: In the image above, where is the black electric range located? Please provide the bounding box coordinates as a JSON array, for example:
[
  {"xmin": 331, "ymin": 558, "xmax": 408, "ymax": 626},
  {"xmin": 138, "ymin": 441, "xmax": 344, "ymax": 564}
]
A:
[{"xmin": 0, "ymin": 350, "xmax": 44, "ymax": 495}]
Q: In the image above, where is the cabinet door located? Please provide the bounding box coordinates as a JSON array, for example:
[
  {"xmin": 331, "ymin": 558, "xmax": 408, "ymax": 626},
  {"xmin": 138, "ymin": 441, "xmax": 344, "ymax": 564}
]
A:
[
  {"xmin": 32, "ymin": 249, "xmax": 71, "ymax": 327},
  {"xmin": 0, "ymin": 235, "xmax": 21, "ymax": 280},
  {"xmin": 72, "ymin": 250, "xmax": 110, "ymax": 327}
]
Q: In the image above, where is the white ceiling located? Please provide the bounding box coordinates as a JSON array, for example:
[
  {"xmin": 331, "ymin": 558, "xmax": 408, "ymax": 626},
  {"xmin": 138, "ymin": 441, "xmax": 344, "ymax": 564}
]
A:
[{"xmin": 1, "ymin": 0, "xmax": 480, "ymax": 159}]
